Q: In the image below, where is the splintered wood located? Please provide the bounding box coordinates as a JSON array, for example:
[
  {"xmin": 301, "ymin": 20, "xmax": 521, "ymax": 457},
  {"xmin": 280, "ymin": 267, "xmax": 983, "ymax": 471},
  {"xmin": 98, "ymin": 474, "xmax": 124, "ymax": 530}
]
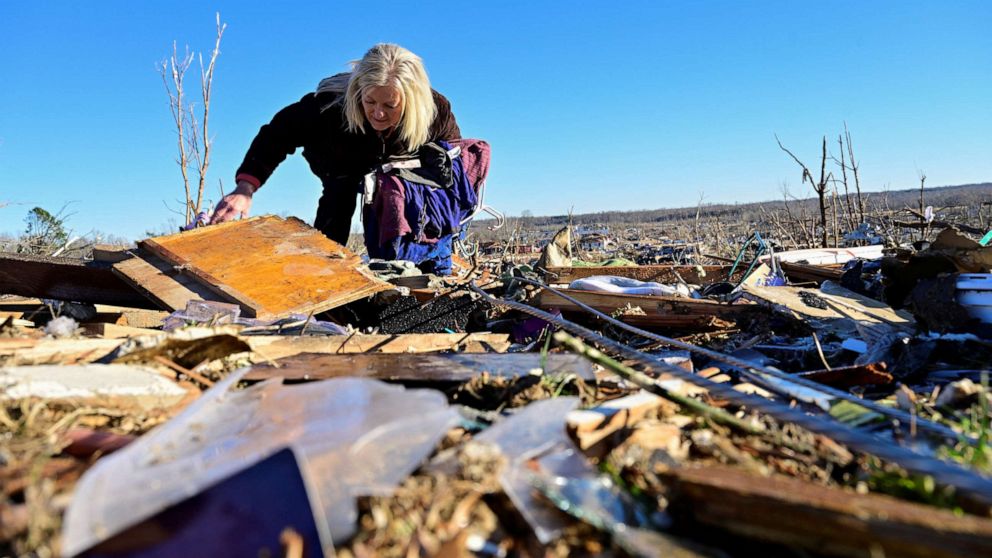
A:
[
  {"xmin": 544, "ymin": 265, "xmax": 739, "ymax": 285},
  {"xmin": 113, "ymin": 251, "xmax": 225, "ymax": 312},
  {"xmin": 137, "ymin": 216, "xmax": 392, "ymax": 318},
  {"xmin": 0, "ymin": 253, "xmax": 155, "ymax": 309},
  {"xmin": 537, "ymin": 288, "xmax": 760, "ymax": 330},
  {"xmin": 664, "ymin": 465, "xmax": 992, "ymax": 558},
  {"xmin": 742, "ymin": 281, "xmax": 915, "ymax": 341}
]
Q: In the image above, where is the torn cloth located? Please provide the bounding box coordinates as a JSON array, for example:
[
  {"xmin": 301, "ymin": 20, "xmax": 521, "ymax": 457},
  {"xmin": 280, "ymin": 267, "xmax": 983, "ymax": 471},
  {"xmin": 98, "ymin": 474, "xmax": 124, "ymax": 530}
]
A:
[{"xmin": 373, "ymin": 174, "xmax": 412, "ymax": 246}]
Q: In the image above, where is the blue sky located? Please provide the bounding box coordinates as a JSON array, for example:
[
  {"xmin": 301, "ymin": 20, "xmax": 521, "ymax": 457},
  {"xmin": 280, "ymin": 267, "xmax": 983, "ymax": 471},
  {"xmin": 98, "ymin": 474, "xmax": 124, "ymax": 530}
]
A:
[{"xmin": 1, "ymin": 1, "xmax": 990, "ymax": 240}]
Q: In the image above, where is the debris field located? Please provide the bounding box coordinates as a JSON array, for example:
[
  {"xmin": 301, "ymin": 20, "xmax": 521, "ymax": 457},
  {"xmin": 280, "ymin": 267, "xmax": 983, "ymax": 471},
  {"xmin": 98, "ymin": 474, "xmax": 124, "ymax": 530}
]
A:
[{"xmin": 3, "ymin": 215, "xmax": 992, "ymax": 558}]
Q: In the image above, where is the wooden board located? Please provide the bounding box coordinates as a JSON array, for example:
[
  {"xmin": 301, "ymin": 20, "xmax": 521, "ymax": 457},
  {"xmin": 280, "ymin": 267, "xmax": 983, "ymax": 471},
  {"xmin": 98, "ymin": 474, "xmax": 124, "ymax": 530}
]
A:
[
  {"xmin": 91, "ymin": 245, "xmax": 132, "ymax": 263},
  {"xmin": 567, "ymin": 390, "xmax": 673, "ymax": 450},
  {"xmin": 243, "ymin": 352, "xmax": 594, "ymax": 382},
  {"xmin": 536, "ymin": 289, "xmax": 762, "ymax": 330},
  {"xmin": 79, "ymin": 305, "xmax": 171, "ymax": 328},
  {"xmin": 664, "ymin": 464, "xmax": 992, "ymax": 558},
  {"xmin": 0, "ymin": 338, "xmax": 125, "ymax": 366},
  {"xmin": 0, "ymin": 253, "xmax": 155, "ymax": 308},
  {"xmin": 81, "ymin": 323, "xmax": 162, "ymax": 339},
  {"xmin": 779, "ymin": 261, "xmax": 845, "ymax": 284},
  {"xmin": 112, "ymin": 250, "xmax": 229, "ymax": 311},
  {"xmin": 742, "ymin": 282, "xmax": 914, "ymax": 341},
  {"xmin": 139, "ymin": 216, "xmax": 392, "ymax": 318},
  {"xmin": 0, "ymin": 332, "xmax": 512, "ymax": 367},
  {"xmin": 797, "ymin": 362, "xmax": 893, "ymax": 387},
  {"xmin": 543, "ymin": 265, "xmax": 740, "ymax": 285},
  {"xmin": 245, "ymin": 332, "xmax": 511, "ymax": 359}
]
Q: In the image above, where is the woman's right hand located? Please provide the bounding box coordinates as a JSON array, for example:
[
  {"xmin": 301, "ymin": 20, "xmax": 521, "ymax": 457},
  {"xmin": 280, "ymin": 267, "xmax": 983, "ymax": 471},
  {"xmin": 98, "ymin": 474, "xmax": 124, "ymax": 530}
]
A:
[{"xmin": 210, "ymin": 180, "xmax": 256, "ymax": 224}]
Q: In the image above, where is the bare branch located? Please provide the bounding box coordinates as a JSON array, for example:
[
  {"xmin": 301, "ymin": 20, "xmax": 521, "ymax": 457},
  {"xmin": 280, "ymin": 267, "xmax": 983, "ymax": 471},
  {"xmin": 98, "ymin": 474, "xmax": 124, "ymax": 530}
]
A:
[{"xmin": 159, "ymin": 14, "xmax": 226, "ymax": 224}]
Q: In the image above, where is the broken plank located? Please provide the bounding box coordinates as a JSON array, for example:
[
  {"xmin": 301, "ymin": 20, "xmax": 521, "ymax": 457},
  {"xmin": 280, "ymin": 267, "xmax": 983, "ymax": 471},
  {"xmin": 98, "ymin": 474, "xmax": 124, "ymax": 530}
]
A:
[
  {"xmin": 819, "ymin": 280, "xmax": 916, "ymax": 326},
  {"xmin": 779, "ymin": 261, "xmax": 845, "ymax": 284},
  {"xmin": 0, "ymin": 364, "xmax": 192, "ymax": 411},
  {"xmin": 741, "ymin": 282, "xmax": 914, "ymax": 341},
  {"xmin": 0, "ymin": 338, "xmax": 125, "ymax": 366},
  {"xmin": 112, "ymin": 250, "xmax": 230, "ymax": 312},
  {"xmin": 91, "ymin": 244, "xmax": 133, "ymax": 263},
  {"xmin": 88, "ymin": 305, "xmax": 171, "ymax": 328},
  {"xmin": 537, "ymin": 288, "xmax": 761, "ymax": 330},
  {"xmin": 139, "ymin": 215, "xmax": 392, "ymax": 318},
  {"xmin": 567, "ymin": 390, "xmax": 674, "ymax": 450},
  {"xmin": 245, "ymin": 332, "xmax": 511, "ymax": 361},
  {"xmin": 81, "ymin": 322, "xmax": 162, "ymax": 339},
  {"xmin": 797, "ymin": 362, "xmax": 894, "ymax": 387},
  {"xmin": 543, "ymin": 265, "xmax": 740, "ymax": 285},
  {"xmin": 243, "ymin": 352, "xmax": 594, "ymax": 382},
  {"xmin": 1, "ymin": 332, "xmax": 513, "ymax": 367},
  {"xmin": 0, "ymin": 253, "xmax": 155, "ymax": 308},
  {"xmin": 664, "ymin": 464, "xmax": 992, "ymax": 558}
]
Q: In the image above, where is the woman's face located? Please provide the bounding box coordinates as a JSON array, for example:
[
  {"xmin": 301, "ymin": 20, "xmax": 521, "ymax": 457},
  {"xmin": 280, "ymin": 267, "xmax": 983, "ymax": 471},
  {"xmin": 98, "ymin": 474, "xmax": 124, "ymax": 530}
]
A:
[{"xmin": 362, "ymin": 85, "xmax": 403, "ymax": 132}]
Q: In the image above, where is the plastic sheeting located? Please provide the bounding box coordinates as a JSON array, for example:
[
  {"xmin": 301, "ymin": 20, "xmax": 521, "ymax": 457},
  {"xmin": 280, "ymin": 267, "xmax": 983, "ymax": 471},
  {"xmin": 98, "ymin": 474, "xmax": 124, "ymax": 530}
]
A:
[
  {"xmin": 474, "ymin": 397, "xmax": 582, "ymax": 544},
  {"xmin": 61, "ymin": 370, "xmax": 459, "ymax": 556}
]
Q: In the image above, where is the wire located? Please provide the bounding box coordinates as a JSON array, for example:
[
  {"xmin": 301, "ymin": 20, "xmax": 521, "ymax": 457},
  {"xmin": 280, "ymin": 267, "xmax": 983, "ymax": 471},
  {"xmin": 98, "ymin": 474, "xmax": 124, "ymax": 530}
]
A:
[
  {"xmin": 468, "ymin": 281, "xmax": 992, "ymax": 507},
  {"xmin": 512, "ymin": 276, "xmax": 964, "ymax": 443}
]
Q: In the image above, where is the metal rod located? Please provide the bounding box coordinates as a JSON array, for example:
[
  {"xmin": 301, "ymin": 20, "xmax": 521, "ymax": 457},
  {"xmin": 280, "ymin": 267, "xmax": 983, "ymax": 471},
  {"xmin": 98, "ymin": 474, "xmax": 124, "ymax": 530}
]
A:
[{"xmin": 514, "ymin": 276, "xmax": 964, "ymax": 443}]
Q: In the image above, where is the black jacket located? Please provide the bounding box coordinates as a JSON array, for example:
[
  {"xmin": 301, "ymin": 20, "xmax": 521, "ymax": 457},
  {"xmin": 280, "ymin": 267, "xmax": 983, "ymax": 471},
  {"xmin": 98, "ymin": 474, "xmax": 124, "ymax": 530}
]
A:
[{"xmin": 236, "ymin": 90, "xmax": 461, "ymax": 244}]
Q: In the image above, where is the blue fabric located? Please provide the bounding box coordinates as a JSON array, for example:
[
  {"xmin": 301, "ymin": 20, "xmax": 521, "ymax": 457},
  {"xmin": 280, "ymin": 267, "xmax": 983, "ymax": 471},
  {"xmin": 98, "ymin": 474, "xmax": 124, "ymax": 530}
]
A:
[{"xmin": 363, "ymin": 141, "xmax": 478, "ymax": 275}]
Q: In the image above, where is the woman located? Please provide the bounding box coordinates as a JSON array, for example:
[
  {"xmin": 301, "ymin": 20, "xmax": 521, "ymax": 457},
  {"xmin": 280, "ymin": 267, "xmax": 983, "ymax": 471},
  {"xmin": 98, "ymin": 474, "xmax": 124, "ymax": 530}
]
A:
[{"xmin": 211, "ymin": 43, "xmax": 462, "ymax": 248}]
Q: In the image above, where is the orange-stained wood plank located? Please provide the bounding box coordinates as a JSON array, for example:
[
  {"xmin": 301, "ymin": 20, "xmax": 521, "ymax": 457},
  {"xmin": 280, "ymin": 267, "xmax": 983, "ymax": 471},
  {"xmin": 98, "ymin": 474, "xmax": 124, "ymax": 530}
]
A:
[{"xmin": 138, "ymin": 216, "xmax": 392, "ymax": 318}]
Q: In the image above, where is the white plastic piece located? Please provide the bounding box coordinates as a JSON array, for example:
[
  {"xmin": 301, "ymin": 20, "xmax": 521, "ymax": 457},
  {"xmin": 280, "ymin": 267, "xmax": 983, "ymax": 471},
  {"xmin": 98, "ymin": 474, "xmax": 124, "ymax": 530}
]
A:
[
  {"xmin": 61, "ymin": 372, "xmax": 458, "ymax": 556},
  {"xmin": 43, "ymin": 316, "xmax": 79, "ymax": 338},
  {"xmin": 956, "ymin": 273, "xmax": 992, "ymax": 324}
]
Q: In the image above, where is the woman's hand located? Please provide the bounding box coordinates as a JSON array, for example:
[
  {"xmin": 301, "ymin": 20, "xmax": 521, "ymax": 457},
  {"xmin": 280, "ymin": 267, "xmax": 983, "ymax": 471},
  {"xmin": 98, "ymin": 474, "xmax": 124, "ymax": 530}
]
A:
[{"xmin": 210, "ymin": 181, "xmax": 255, "ymax": 224}]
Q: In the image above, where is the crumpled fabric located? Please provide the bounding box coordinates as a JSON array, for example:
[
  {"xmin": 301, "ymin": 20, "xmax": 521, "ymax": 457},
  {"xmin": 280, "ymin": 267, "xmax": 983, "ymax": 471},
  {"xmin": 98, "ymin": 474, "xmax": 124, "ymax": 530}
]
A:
[
  {"xmin": 569, "ymin": 275, "xmax": 692, "ymax": 297},
  {"xmin": 364, "ymin": 140, "xmax": 478, "ymax": 275},
  {"xmin": 449, "ymin": 138, "xmax": 491, "ymax": 190},
  {"xmin": 374, "ymin": 174, "xmax": 411, "ymax": 246}
]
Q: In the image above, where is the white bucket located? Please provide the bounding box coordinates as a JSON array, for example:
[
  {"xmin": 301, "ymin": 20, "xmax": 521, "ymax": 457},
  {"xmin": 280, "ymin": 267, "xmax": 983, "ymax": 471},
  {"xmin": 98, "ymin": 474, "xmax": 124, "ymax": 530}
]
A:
[{"xmin": 956, "ymin": 273, "xmax": 992, "ymax": 324}]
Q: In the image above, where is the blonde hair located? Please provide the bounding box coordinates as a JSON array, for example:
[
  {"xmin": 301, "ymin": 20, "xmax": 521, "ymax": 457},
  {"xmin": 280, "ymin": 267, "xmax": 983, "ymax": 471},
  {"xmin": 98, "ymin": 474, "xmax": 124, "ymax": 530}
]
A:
[{"xmin": 344, "ymin": 44, "xmax": 436, "ymax": 152}]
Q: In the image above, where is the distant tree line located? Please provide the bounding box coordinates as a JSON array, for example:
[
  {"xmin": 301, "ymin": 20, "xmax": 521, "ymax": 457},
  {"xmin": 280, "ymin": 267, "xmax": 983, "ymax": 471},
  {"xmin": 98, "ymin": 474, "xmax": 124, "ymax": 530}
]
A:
[{"xmin": 505, "ymin": 182, "xmax": 992, "ymax": 228}]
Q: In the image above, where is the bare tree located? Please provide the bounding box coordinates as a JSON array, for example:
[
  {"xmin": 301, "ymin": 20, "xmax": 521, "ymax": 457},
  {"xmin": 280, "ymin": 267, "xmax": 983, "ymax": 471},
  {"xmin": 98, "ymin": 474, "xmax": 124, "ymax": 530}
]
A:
[
  {"xmin": 918, "ymin": 169, "xmax": 929, "ymax": 240},
  {"xmin": 776, "ymin": 135, "xmax": 832, "ymax": 247},
  {"xmin": 159, "ymin": 13, "xmax": 227, "ymax": 224},
  {"xmin": 844, "ymin": 122, "xmax": 865, "ymax": 223},
  {"xmin": 833, "ymin": 134, "xmax": 856, "ymax": 231}
]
